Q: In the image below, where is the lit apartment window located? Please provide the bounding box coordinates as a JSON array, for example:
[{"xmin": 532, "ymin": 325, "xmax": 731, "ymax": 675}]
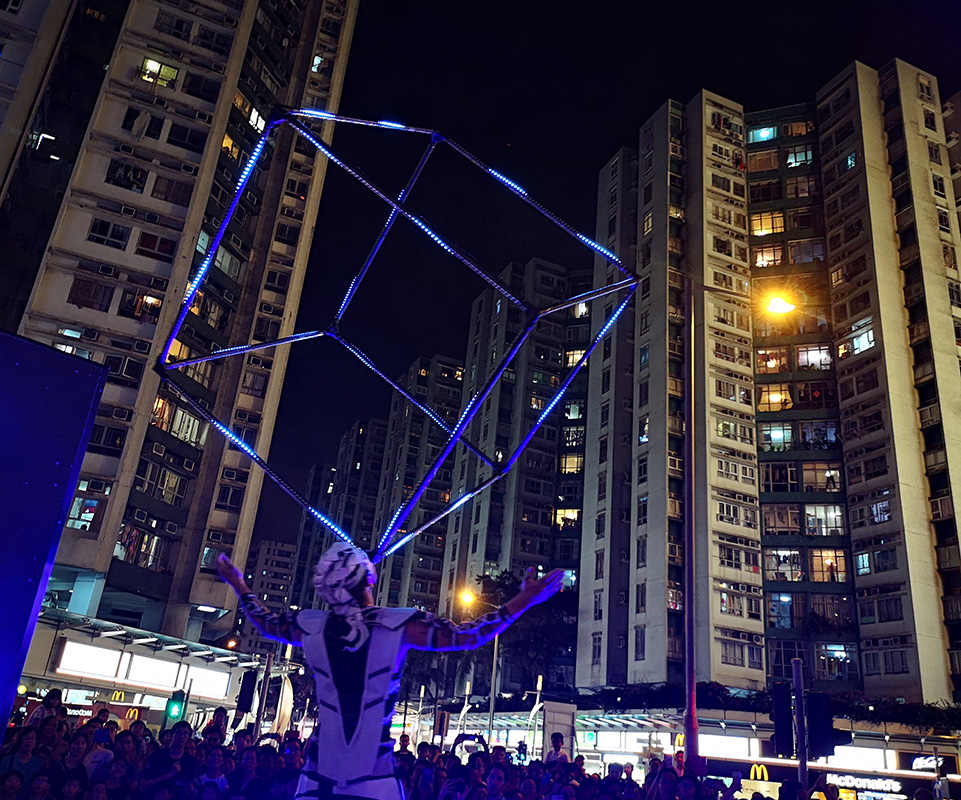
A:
[
  {"xmin": 754, "ymin": 244, "xmax": 782, "ymax": 268},
  {"xmin": 808, "ymin": 549, "xmax": 847, "ymax": 582},
  {"xmin": 764, "ymin": 548, "xmax": 803, "ymax": 581},
  {"xmin": 747, "ymin": 126, "xmax": 777, "ymax": 144},
  {"xmin": 814, "ymin": 643, "xmax": 857, "ymax": 681},
  {"xmin": 756, "ymin": 383, "xmax": 793, "ymax": 412},
  {"xmin": 750, "ymin": 211, "xmax": 784, "ymax": 236},
  {"xmin": 139, "ymin": 58, "xmax": 179, "ymax": 88},
  {"xmin": 719, "ymin": 592, "xmax": 743, "ymax": 616},
  {"xmin": 783, "ymin": 121, "xmax": 814, "ymax": 136},
  {"xmin": 785, "ymin": 145, "xmax": 813, "ymax": 168}
]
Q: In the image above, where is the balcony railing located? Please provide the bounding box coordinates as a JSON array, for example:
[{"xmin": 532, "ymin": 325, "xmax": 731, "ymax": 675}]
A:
[
  {"xmin": 937, "ymin": 544, "xmax": 961, "ymax": 570},
  {"xmin": 919, "ymin": 403, "xmax": 942, "ymax": 428},
  {"xmin": 931, "ymin": 494, "xmax": 955, "ymax": 521},
  {"xmin": 950, "ymin": 650, "xmax": 961, "ymax": 676},
  {"xmin": 943, "ymin": 595, "xmax": 961, "ymax": 622}
]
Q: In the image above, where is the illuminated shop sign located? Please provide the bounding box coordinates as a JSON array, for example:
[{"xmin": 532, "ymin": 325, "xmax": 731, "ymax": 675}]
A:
[
  {"xmin": 56, "ymin": 640, "xmax": 230, "ymax": 699},
  {"xmin": 896, "ymin": 752, "xmax": 958, "ymax": 773},
  {"xmin": 826, "ymin": 774, "xmax": 902, "ymax": 793}
]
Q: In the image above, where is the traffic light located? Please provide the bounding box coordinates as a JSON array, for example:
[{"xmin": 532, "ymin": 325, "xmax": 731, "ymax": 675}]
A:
[
  {"xmin": 517, "ymin": 741, "xmax": 527, "ymax": 762},
  {"xmin": 236, "ymin": 670, "xmax": 257, "ymax": 714},
  {"xmin": 165, "ymin": 690, "xmax": 186, "ymax": 721},
  {"xmin": 432, "ymin": 711, "xmax": 450, "ymax": 740},
  {"xmin": 771, "ymin": 681, "xmax": 794, "ymax": 757},
  {"xmin": 806, "ymin": 691, "xmax": 852, "ymax": 758}
]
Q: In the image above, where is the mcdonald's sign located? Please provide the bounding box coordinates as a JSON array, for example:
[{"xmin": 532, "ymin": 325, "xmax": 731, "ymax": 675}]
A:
[
  {"xmin": 111, "ymin": 691, "xmax": 125, "ymax": 703},
  {"xmin": 749, "ymin": 764, "xmax": 769, "ymax": 782},
  {"xmin": 125, "ymin": 708, "xmax": 139, "ymax": 721},
  {"xmin": 674, "ymin": 733, "xmax": 685, "ymax": 749}
]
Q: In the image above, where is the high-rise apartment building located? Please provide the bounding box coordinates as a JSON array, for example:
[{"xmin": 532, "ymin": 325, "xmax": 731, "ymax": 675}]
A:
[
  {"xmin": 745, "ymin": 102, "xmax": 859, "ymax": 693},
  {"xmin": 0, "ymin": 0, "xmax": 129, "ymax": 332},
  {"xmin": 579, "ymin": 94, "xmax": 763, "ymax": 690},
  {"xmin": 15, "ymin": 0, "xmax": 358, "ymax": 643},
  {"xmin": 374, "ymin": 355, "xmax": 463, "ymax": 612},
  {"xmin": 577, "ymin": 59, "xmax": 961, "ymax": 703},
  {"xmin": 326, "ymin": 418, "xmax": 387, "ymax": 557},
  {"xmin": 440, "ymin": 258, "xmax": 588, "ymax": 619},
  {"xmin": 289, "ymin": 463, "xmax": 337, "ymax": 612},
  {"xmin": 238, "ymin": 539, "xmax": 296, "ymax": 655}
]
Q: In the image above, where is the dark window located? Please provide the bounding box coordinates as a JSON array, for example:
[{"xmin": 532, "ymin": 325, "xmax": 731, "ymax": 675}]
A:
[
  {"xmin": 67, "ymin": 277, "xmax": 114, "ymax": 311},
  {"xmin": 182, "ymin": 72, "xmax": 221, "ymax": 102},
  {"xmin": 167, "ymin": 123, "xmax": 208, "ymax": 154}
]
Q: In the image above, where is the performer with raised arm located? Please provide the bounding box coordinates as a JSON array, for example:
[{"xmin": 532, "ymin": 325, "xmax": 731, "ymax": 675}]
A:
[{"xmin": 217, "ymin": 543, "xmax": 563, "ymax": 800}]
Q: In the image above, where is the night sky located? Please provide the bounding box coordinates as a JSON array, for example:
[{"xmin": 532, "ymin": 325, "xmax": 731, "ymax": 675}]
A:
[{"xmin": 253, "ymin": 1, "xmax": 961, "ymax": 544}]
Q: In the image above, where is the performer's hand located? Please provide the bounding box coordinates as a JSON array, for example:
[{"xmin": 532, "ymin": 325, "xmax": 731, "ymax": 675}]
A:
[
  {"xmin": 516, "ymin": 568, "xmax": 564, "ymax": 609},
  {"xmin": 216, "ymin": 553, "xmax": 246, "ymax": 589}
]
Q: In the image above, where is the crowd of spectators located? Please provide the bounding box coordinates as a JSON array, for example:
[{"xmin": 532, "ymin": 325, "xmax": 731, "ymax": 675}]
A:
[
  {"xmin": 2, "ymin": 690, "xmax": 302, "ymax": 800},
  {"xmin": 390, "ymin": 732, "xmax": 754, "ymax": 800},
  {"xmin": 5, "ymin": 690, "xmax": 871, "ymax": 800}
]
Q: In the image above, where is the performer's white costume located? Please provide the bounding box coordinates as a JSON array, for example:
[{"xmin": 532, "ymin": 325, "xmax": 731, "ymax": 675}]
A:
[
  {"xmin": 296, "ymin": 607, "xmax": 417, "ymax": 800},
  {"xmin": 240, "ymin": 541, "xmax": 516, "ymax": 800}
]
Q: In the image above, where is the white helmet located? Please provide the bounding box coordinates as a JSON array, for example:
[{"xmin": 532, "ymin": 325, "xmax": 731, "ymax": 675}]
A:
[{"xmin": 312, "ymin": 541, "xmax": 376, "ymax": 650}]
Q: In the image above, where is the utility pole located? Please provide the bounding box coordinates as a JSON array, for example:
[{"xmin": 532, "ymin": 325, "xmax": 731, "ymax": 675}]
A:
[{"xmin": 792, "ymin": 658, "xmax": 807, "ymax": 789}]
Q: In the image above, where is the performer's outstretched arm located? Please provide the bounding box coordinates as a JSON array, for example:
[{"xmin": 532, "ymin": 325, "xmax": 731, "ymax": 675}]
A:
[
  {"xmin": 403, "ymin": 568, "xmax": 564, "ymax": 651},
  {"xmin": 217, "ymin": 553, "xmax": 304, "ymax": 646}
]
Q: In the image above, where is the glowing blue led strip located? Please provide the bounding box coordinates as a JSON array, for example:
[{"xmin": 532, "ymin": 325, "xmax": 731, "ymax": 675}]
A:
[
  {"xmin": 158, "ymin": 376, "xmax": 352, "ymax": 545},
  {"xmin": 374, "ymin": 313, "xmax": 541, "ymax": 556},
  {"xmin": 501, "ymin": 285, "xmax": 637, "ymax": 473},
  {"xmin": 377, "ymin": 282, "xmax": 639, "ymax": 560},
  {"xmin": 167, "ymin": 330, "xmax": 328, "ymax": 368},
  {"xmin": 160, "ymin": 123, "xmax": 280, "ymax": 366},
  {"xmin": 380, "ymin": 489, "xmax": 478, "ymax": 560},
  {"xmin": 330, "ymin": 334, "xmax": 493, "ymax": 468},
  {"xmin": 335, "ymin": 137, "xmax": 440, "ymax": 323},
  {"xmin": 443, "ymin": 139, "xmax": 624, "ymax": 270},
  {"xmin": 288, "ymin": 108, "xmax": 435, "ymax": 136},
  {"xmin": 285, "ymin": 118, "xmax": 532, "ymax": 311},
  {"xmin": 488, "ymin": 168, "xmax": 527, "ymax": 196},
  {"xmin": 155, "ymin": 107, "xmax": 639, "ymax": 562}
]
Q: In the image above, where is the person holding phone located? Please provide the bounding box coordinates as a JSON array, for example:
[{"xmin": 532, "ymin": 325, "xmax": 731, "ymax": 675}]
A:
[{"xmin": 217, "ymin": 543, "xmax": 563, "ymax": 800}]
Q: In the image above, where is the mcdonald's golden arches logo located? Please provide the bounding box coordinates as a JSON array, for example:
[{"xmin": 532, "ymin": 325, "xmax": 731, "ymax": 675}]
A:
[
  {"xmin": 749, "ymin": 764, "xmax": 769, "ymax": 782},
  {"xmin": 674, "ymin": 733, "xmax": 685, "ymax": 748},
  {"xmin": 111, "ymin": 691, "xmax": 125, "ymax": 703},
  {"xmin": 125, "ymin": 708, "xmax": 139, "ymax": 720}
]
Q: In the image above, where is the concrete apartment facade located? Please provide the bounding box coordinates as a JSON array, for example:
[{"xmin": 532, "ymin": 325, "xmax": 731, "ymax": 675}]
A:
[
  {"xmin": 375, "ymin": 355, "xmax": 463, "ymax": 613},
  {"xmin": 12, "ymin": 0, "xmax": 358, "ymax": 644},
  {"xmin": 577, "ymin": 60, "xmax": 961, "ymax": 703}
]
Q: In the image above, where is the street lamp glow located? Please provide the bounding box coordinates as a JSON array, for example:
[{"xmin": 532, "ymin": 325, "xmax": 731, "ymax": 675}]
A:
[
  {"xmin": 460, "ymin": 591, "xmax": 475, "ymax": 606},
  {"xmin": 767, "ymin": 296, "xmax": 796, "ymax": 314}
]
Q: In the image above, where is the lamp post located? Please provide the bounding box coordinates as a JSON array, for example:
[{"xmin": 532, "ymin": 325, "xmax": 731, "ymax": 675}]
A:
[
  {"xmin": 682, "ymin": 280, "xmax": 795, "ymax": 775},
  {"xmin": 461, "ymin": 590, "xmax": 498, "ymax": 744}
]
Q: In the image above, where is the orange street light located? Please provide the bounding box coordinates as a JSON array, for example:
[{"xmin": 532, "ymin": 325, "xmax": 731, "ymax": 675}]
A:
[{"xmin": 766, "ymin": 296, "xmax": 796, "ymax": 314}]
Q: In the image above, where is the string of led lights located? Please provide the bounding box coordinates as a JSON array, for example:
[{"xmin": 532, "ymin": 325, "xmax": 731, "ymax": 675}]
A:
[{"xmin": 157, "ymin": 108, "xmax": 639, "ymax": 564}]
